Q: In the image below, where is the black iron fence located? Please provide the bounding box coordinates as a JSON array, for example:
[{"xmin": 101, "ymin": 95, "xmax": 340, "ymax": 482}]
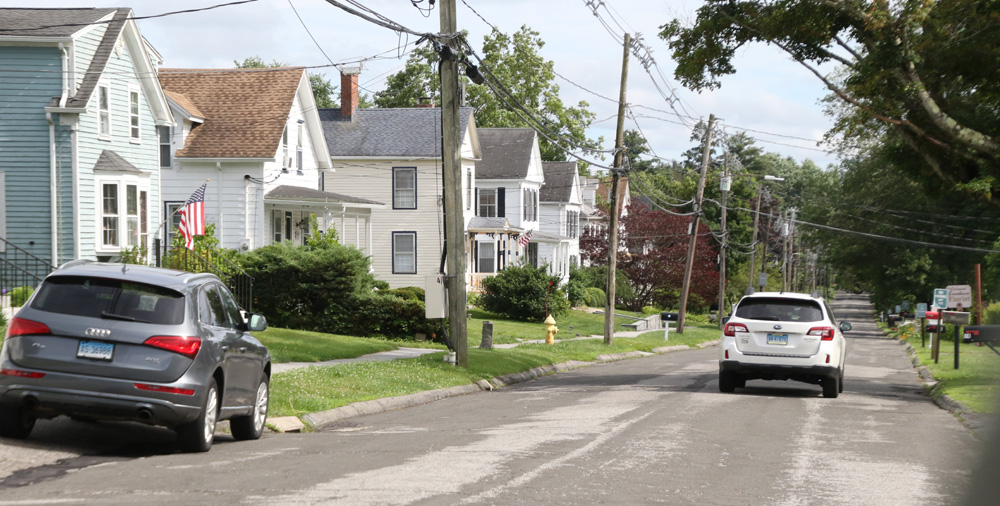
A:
[
  {"xmin": 0, "ymin": 239, "xmax": 55, "ymax": 322},
  {"xmin": 164, "ymin": 248, "xmax": 254, "ymax": 312}
]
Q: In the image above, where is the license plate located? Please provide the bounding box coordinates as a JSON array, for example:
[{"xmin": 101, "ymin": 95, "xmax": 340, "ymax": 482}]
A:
[
  {"xmin": 766, "ymin": 333, "xmax": 788, "ymax": 345},
  {"xmin": 78, "ymin": 340, "xmax": 114, "ymax": 361}
]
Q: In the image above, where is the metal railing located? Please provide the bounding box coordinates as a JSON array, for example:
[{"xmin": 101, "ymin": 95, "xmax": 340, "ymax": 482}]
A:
[
  {"xmin": 0, "ymin": 238, "xmax": 55, "ymax": 322},
  {"xmin": 165, "ymin": 248, "xmax": 254, "ymax": 311}
]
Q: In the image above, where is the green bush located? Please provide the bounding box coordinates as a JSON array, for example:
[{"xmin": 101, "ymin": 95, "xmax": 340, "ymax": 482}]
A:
[
  {"xmin": 641, "ymin": 305, "xmax": 659, "ymax": 315},
  {"xmin": 983, "ymin": 301, "xmax": 1000, "ymax": 324},
  {"xmin": 480, "ymin": 265, "xmax": 570, "ymax": 321},
  {"xmin": 584, "ymin": 287, "xmax": 606, "ymax": 307},
  {"xmin": 384, "ymin": 286, "xmax": 425, "ymax": 302},
  {"xmin": 9, "ymin": 286, "xmax": 33, "ymax": 307}
]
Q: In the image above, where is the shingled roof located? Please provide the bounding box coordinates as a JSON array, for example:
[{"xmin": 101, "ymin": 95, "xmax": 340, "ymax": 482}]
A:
[
  {"xmin": 158, "ymin": 67, "xmax": 305, "ymax": 159},
  {"xmin": 320, "ymin": 107, "xmax": 473, "ymax": 157},
  {"xmin": 476, "ymin": 128, "xmax": 536, "ymax": 179},
  {"xmin": 265, "ymin": 185, "xmax": 383, "ymax": 206},
  {"xmin": 540, "ymin": 161, "xmax": 577, "ymax": 203},
  {"xmin": 0, "ymin": 7, "xmax": 117, "ymax": 37}
]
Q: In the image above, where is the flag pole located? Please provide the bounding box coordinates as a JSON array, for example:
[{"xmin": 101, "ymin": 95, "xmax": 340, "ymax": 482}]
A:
[{"xmin": 153, "ymin": 179, "xmax": 209, "ymax": 267}]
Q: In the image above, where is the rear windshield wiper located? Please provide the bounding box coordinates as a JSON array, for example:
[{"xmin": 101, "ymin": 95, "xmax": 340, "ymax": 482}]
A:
[{"xmin": 100, "ymin": 311, "xmax": 150, "ymax": 323}]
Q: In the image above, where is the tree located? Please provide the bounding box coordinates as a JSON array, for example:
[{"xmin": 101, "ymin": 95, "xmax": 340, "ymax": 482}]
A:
[
  {"xmin": 660, "ymin": 1, "xmax": 1000, "ymax": 204},
  {"xmin": 374, "ymin": 26, "xmax": 602, "ymax": 161},
  {"xmin": 234, "ymin": 57, "xmax": 339, "ymax": 109}
]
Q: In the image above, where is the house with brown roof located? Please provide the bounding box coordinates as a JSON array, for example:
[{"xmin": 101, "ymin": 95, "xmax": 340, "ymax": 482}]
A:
[
  {"xmin": 0, "ymin": 7, "xmax": 172, "ymax": 268},
  {"xmin": 540, "ymin": 161, "xmax": 583, "ymax": 285},
  {"xmin": 157, "ymin": 67, "xmax": 381, "ymax": 254},
  {"xmin": 320, "ymin": 69, "xmax": 480, "ymax": 289}
]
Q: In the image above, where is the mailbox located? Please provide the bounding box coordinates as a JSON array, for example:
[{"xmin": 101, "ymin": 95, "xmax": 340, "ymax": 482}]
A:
[
  {"xmin": 963, "ymin": 325, "xmax": 1000, "ymax": 344},
  {"xmin": 942, "ymin": 311, "xmax": 971, "ymax": 325},
  {"xmin": 924, "ymin": 311, "xmax": 940, "ymax": 320},
  {"xmin": 926, "ymin": 324, "xmax": 946, "ymax": 333},
  {"xmin": 661, "ymin": 312, "xmax": 679, "ymax": 322}
]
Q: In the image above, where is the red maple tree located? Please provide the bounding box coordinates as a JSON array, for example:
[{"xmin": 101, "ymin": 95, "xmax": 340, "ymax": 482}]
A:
[{"xmin": 581, "ymin": 200, "xmax": 719, "ymax": 311}]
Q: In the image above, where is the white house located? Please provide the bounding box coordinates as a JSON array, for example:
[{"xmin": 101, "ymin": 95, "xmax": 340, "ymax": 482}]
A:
[
  {"xmin": 540, "ymin": 161, "xmax": 583, "ymax": 285},
  {"xmin": 471, "ymin": 128, "xmax": 545, "ymax": 291},
  {"xmin": 320, "ymin": 69, "xmax": 480, "ymax": 289},
  {"xmin": 157, "ymin": 67, "xmax": 381, "ymax": 255}
]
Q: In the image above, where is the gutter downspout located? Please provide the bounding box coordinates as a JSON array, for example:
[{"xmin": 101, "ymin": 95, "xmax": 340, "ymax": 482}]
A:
[
  {"xmin": 47, "ymin": 113, "xmax": 58, "ymax": 266},
  {"xmin": 58, "ymin": 43, "xmax": 69, "ymax": 108},
  {"xmin": 217, "ymin": 162, "xmax": 224, "ymax": 245}
]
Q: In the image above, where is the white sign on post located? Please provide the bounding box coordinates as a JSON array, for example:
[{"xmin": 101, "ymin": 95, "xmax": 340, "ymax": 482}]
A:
[{"xmin": 946, "ymin": 285, "xmax": 973, "ymax": 310}]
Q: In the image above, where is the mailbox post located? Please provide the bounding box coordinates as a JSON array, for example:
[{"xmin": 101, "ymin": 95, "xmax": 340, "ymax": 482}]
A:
[
  {"xmin": 661, "ymin": 312, "xmax": 678, "ymax": 341},
  {"xmin": 942, "ymin": 311, "xmax": 971, "ymax": 369}
]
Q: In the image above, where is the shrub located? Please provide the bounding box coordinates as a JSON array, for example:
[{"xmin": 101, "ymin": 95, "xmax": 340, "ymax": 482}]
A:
[
  {"xmin": 480, "ymin": 265, "xmax": 570, "ymax": 321},
  {"xmin": 9, "ymin": 286, "xmax": 33, "ymax": 307},
  {"xmin": 385, "ymin": 286, "xmax": 425, "ymax": 302},
  {"xmin": 584, "ymin": 287, "xmax": 606, "ymax": 307},
  {"xmin": 983, "ymin": 301, "xmax": 1000, "ymax": 324},
  {"xmin": 641, "ymin": 305, "xmax": 659, "ymax": 315},
  {"xmin": 342, "ymin": 292, "xmax": 438, "ymax": 339}
]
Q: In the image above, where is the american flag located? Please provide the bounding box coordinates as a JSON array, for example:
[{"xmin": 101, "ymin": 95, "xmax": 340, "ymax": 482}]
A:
[
  {"xmin": 178, "ymin": 182, "xmax": 207, "ymax": 250},
  {"xmin": 518, "ymin": 231, "xmax": 533, "ymax": 247}
]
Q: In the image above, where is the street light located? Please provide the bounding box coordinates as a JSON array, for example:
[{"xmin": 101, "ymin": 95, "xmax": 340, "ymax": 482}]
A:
[{"xmin": 746, "ymin": 175, "xmax": 784, "ymax": 295}]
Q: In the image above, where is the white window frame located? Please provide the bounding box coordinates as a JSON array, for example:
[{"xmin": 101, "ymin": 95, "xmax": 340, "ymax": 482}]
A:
[
  {"xmin": 478, "ymin": 188, "xmax": 497, "ymax": 217},
  {"xmin": 296, "ymin": 122, "xmax": 304, "ymax": 171},
  {"xmin": 159, "ymin": 126, "xmax": 171, "ymax": 169},
  {"xmin": 393, "ymin": 167, "xmax": 417, "ymax": 209},
  {"xmin": 392, "ymin": 231, "xmax": 417, "ymax": 274},
  {"xmin": 96, "ymin": 176, "xmax": 149, "ymax": 254},
  {"xmin": 282, "ymin": 126, "xmax": 289, "ymax": 170},
  {"xmin": 128, "ymin": 83, "xmax": 141, "ymax": 143},
  {"xmin": 98, "ymin": 81, "xmax": 111, "ymax": 139},
  {"xmin": 477, "ymin": 239, "xmax": 495, "ymax": 273},
  {"xmin": 164, "ymin": 201, "xmax": 183, "ymax": 247},
  {"xmin": 466, "ymin": 168, "xmax": 472, "ymax": 210}
]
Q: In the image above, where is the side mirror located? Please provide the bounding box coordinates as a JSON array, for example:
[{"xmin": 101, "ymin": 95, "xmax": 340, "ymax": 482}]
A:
[
  {"xmin": 839, "ymin": 321, "xmax": 852, "ymax": 332},
  {"xmin": 248, "ymin": 313, "xmax": 268, "ymax": 332}
]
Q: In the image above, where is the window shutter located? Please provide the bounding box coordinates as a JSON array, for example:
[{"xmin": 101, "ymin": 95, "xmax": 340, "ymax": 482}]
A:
[
  {"xmin": 475, "ymin": 188, "xmax": 479, "ymax": 215},
  {"xmin": 497, "ymin": 188, "xmax": 505, "ymax": 217}
]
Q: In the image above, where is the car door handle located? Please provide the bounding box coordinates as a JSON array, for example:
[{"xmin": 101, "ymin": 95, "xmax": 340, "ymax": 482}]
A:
[
  {"xmin": 221, "ymin": 345, "xmax": 229, "ymax": 351},
  {"xmin": 239, "ymin": 347, "xmax": 247, "ymax": 353}
]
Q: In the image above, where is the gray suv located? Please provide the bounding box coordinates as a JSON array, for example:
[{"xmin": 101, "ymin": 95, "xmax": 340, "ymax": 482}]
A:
[{"xmin": 0, "ymin": 261, "xmax": 271, "ymax": 452}]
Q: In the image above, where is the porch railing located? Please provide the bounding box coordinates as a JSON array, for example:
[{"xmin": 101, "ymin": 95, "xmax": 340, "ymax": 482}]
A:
[
  {"xmin": 468, "ymin": 272, "xmax": 497, "ymax": 293},
  {"xmin": 0, "ymin": 238, "xmax": 55, "ymax": 322},
  {"xmin": 166, "ymin": 249, "xmax": 254, "ymax": 311}
]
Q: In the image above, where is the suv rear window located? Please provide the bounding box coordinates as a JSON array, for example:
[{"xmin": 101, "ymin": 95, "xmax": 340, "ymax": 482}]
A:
[
  {"xmin": 734, "ymin": 297, "xmax": 824, "ymax": 322},
  {"xmin": 30, "ymin": 275, "xmax": 185, "ymax": 325}
]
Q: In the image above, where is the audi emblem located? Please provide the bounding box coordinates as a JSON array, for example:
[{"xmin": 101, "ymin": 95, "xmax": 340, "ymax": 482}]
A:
[
  {"xmin": 85, "ymin": 328, "xmax": 112, "ymax": 338},
  {"xmin": 773, "ymin": 325, "xmax": 783, "ymax": 330}
]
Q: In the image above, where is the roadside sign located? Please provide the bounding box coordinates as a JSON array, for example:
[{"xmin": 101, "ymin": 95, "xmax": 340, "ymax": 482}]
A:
[
  {"xmin": 895, "ymin": 305, "xmax": 901, "ymax": 314},
  {"xmin": 902, "ymin": 300, "xmax": 910, "ymax": 310},
  {"xmin": 933, "ymin": 288, "xmax": 948, "ymax": 309},
  {"xmin": 946, "ymin": 285, "xmax": 973, "ymax": 309},
  {"xmin": 916, "ymin": 303, "xmax": 927, "ymax": 318}
]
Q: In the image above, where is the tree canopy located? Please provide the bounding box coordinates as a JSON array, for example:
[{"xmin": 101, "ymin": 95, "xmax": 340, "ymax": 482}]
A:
[
  {"xmin": 374, "ymin": 26, "xmax": 602, "ymax": 162},
  {"xmin": 660, "ymin": 0, "xmax": 1000, "ymax": 205},
  {"xmin": 234, "ymin": 56, "xmax": 372, "ymax": 109}
]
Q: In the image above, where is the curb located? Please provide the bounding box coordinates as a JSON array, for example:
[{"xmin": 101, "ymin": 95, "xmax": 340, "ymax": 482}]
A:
[
  {"xmin": 898, "ymin": 339, "xmax": 997, "ymax": 435},
  {"xmin": 289, "ymin": 341, "xmax": 714, "ymax": 432}
]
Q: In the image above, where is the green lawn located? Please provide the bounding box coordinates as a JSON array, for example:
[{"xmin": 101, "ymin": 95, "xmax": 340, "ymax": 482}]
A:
[
  {"xmin": 269, "ymin": 320, "xmax": 722, "ymax": 418},
  {"xmin": 255, "ymin": 327, "xmax": 401, "ymax": 363},
  {"xmin": 886, "ymin": 322, "xmax": 1000, "ymax": 414},
  {"xmin": 465, "ymin": 308, "xmax": 649, "ymax": 346}
]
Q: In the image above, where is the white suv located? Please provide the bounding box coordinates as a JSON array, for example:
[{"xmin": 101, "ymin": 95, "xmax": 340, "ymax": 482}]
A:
[{"xmin": 719, "ymin": 292, "xmax": 851, "ymax": 398}]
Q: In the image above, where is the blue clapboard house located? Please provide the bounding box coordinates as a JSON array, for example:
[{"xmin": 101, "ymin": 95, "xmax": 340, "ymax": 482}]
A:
[{"xmin": 0, "ymin": 7, "xmax": 172, "ymax": 283}]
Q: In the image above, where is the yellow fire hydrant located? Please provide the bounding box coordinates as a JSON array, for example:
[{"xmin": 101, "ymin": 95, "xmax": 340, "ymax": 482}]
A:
[{"xmin": 544, "ymin": 314, "xmax": 559, "ymax": 344}]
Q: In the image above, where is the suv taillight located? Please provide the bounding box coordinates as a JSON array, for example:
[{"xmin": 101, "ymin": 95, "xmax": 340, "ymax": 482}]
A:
[
  {"xmin": 4, "ymin": 317, "xmax": 51, "ymax": 339},
  {"xmin": 724, "ymin": 322, "xmax": 748, "ymax": 337},
  {"xmin": 144, "ymin": 336, "xmax": 201, "ymax": 359},
  {"xmin": 808, "ymin": 327, "xmax": 835, "ymax": 341}
]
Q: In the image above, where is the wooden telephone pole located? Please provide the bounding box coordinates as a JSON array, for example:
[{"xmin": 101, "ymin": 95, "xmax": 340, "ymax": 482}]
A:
[
  {"xmin": 439, "ymin": 0, "xmax": 467, "ymax": 366},
  {"xmin": 604, "ymin": 33, "xmax": 630, "ymax": 345},
  {"xmin": 676, "ymin": 114, "xmax": 715, "ymax": 334}
]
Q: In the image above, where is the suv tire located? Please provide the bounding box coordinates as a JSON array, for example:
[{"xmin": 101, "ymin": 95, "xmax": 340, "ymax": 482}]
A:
[
  {"xmin": 822, "ymin": 376, "xmax": 840, "ymax": 399},
  {"xmin": 719, "ymin": 371, "xmax": 738, "ymax": 393},
  {"xmin": 0, "ymin": 405, "xmax": 35, "ymax": 439},
  {"xmin": 177, "ymin": 379, "xmax": 218, "ymax": 452},
  {"xmin": 231, "ymin": 376, "xmax": 268, "ymax": 441}
]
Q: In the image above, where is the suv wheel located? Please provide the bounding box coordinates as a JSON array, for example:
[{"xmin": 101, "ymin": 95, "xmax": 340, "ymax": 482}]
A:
[
  {"xmin": 822, "ymin": 376, "xmax": 840, "ymax": 399},
  {"xmin": 231, "ymin": 376, "xmax": 268, "ymax": 441},
  {"xmin": 719, "ymin": 371, "xmax": 739, "ymax": 393},
  {"xmin": 0, "ymin": 405, "xmax": 35, "ymax": 439},
  {"xmin": 177, "ymin": 379, "xmax": 218, "ymax": 452}
]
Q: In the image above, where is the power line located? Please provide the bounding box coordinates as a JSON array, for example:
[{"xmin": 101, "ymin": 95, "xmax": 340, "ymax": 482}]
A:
[{"xmin": 0, "ymin": 0, "xmax": 260, "ymax": 33}]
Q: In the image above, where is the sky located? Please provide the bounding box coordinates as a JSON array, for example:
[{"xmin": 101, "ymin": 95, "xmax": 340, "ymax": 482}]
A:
[{"xmin": 10, "ymin": 0, "xmax": 841, "ymax": 169}]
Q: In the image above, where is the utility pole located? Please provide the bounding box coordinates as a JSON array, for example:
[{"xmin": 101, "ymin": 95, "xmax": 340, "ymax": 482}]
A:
[
  {"xmin": 717, "ymin": 156, "xmax": 729, "ymax": 330},
  {"xmin": 746, "ymin": 189, "xmax": 761, "ymax": 295},
  {"xmin": 604, "ymin": 32, "xmax": 630, "ymax": 346},
  {"xmin": 677, "ymin": 114, "xmax": 715, "ymax": 334},
  {"xmin": 439, "ymin": 0, "xmax": 467, "ymax": 367}
]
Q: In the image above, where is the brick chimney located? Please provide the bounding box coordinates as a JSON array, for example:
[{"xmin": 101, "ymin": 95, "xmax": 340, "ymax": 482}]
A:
[{"xmin": 340, "ymin": 66, "xmax": 360, "ymax": 120}]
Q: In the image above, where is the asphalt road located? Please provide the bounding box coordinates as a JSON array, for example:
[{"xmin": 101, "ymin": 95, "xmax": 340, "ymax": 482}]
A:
[{"xmin": 0, "ymin": 293, "xmax": 992, "ymax": 505}]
